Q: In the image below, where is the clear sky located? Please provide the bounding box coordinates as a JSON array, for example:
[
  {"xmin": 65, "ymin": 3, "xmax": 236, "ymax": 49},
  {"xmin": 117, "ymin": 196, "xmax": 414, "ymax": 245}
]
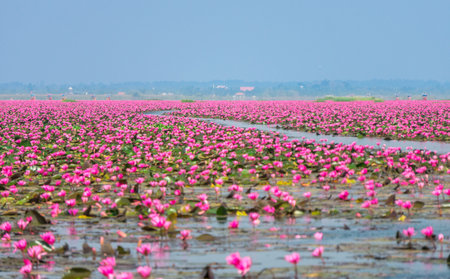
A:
[{"xmin": 1, "ymin": 0, "xmax": 449, "ymax": 83}]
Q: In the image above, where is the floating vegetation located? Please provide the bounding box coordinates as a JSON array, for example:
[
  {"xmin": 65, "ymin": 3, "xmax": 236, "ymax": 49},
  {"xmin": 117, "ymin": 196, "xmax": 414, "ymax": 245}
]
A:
[{"xmin": 0, "ymin": 100, "xmax": 448, "ymax": 278}]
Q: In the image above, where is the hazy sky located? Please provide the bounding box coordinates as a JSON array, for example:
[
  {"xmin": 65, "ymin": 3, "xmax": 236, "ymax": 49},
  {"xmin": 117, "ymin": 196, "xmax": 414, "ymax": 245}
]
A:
[{"xmin": 1, "ymin": 0, "xmax": 449, "ymax": 83}]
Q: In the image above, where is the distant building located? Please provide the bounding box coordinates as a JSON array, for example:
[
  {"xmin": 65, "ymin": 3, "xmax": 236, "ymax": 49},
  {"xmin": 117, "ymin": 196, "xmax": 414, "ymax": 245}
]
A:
[
  {"xmin": 234, "ymin": 92, "xmax": 245, "ymax": 100},
  {"xmin": 240, "ymin": 86, "xmax": 255, "ymax": 92},
  {"xmin": 215, "ymin": 85, "xmax": 228, "ymax": 89},
  {"xmin": 422, "ymin": 93, "xmax": 428, "ymax": 100},
  {"xmin": 118, "ymin": 92, "xmax": 126, "ymax": 96}
]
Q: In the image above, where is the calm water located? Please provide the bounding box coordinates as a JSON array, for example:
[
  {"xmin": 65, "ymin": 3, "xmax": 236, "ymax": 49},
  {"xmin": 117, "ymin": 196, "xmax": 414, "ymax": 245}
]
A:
[{"xmin": 1, "ymin": 216, "xmax": 447, "ymax": 278}]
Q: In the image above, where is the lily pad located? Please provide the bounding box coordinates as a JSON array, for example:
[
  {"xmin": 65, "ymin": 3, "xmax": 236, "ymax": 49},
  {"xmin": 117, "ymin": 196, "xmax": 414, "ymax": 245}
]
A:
[
  {"xmin": 216, "ymin": 205, "xmax": 228, "ymax": 216},
  {"xmin": 62, "ymin": 267, "xmax": 92, "ymax": 279},
  {"xmin": 25, "ymin": 209, "xmax": 50, "ymax": 224},
  {"xmin": 385, "ymin": 194, "xmax": 395, "ymax": 206},
  {"xmin": 117, "ymin": 245, "xmax": 131, "ymax": 255},
  {"xmin": 115, "ymin": 197, "xmax": 131, "ymax": 206},
  {"xmin": 142, "ymin": 225, "xmax": 159, "ymax": 232},
  {"xmin": 311, "ymin": 210, "xmax": 321, "ymax": 216},
  {"xmin": 413, "ymin": 201, "xmax": 425, "ymax": 209},
  {"xmin": 196, "ymin": 233, "xmax": 216, "ymax": 242}
]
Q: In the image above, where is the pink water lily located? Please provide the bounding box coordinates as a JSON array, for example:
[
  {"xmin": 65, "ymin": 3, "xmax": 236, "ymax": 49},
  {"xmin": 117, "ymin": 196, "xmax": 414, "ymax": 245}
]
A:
[
  {"xmin": 137, "ymin": 266, "xmax": 152, "ymax": 278},
  {"xmin": 179, "ymin": 229, "xmax": 192, "ymax": 241},
  {"xmin": 116, "ymin": 272, "xmax": 134, "ymax": 279},
  {"xmin": 100, "ymin": 257, "xmax": 116, "ymax": 267},
  {"xmin": 40, "ymin": 231, "xmax": 56, "ymax": 245},
  {"xmin": 17, "ymin": 219, "xmax": 28, "ymax": 231},
  {"xmin": 27, "ymin": 245, "xmax": 46, "ymax": 261},
  {"xmin": 314, "ymin": 232, "xmax": 323, "ymax": 241},
  {"xmin": 285, "ymin": 252, "xmax": 301, "ymax": 278},
  {"xmin": 19, "ymin": 259, "xmax": 32, "ymax": 275},
  {"xmin": 312, "ymin": 246, "xmax": 325, "ymax": 264},
  {"xmin": 228, "ymin": 220, "xmax": 239, "ymax": 229},
  {"xmin": 338, "ymin": 190, "xmax": 349, "ymax": 200},
  {"xmin": 421, "ymin": 226, "xmax": 436, "ymax": 249},
  {"xmin": 0, "ymin": 222, "xmax": 11, "ymax": 233},
  {"xmin": 226, "ymin": 252, "xmax": 252, "ymax": 276},
  {"xmin": 421, "ymin": 226, "xmax": 433, "ymax": 238},
  {"xmin": 136, "ymin": 244, "xmax": 152, "ymax": 256},
  {"xmin": 403, "ymin": 227, "xmax": 415, "ymax": 238},
  {"xmin": 98, "ymin": 265, "xmax": 114, "ymax": 278},
  {"xmin": 249, "ymin": 212, "xmax": 260, "ymax": 226},
  {"xmin": 285, "ymin": 252, "xmax": 300, "ymax": 264},
  {"xmin": 14, "ymin": 239, "xmax": 27, "ymax": 253}
]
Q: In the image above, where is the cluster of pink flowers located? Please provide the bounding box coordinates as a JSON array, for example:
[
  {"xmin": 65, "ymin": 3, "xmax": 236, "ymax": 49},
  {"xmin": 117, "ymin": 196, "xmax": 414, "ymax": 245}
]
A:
[
  {"xmin": 226, "ymin": 252, "xmax": 252, "ymax": 276},
  {"xmin": 172, "ymin": 100, "xmax": 450, "ymax": 141},
  {"xmin": 0, "ymin": 100, "xmax": 448, "ymax": 277}
]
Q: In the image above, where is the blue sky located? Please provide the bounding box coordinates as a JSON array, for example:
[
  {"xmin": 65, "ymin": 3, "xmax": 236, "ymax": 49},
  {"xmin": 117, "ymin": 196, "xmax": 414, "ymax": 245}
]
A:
[{"xmin": 0, "ymin": 0, "xmax": 449, "ymax": 83}]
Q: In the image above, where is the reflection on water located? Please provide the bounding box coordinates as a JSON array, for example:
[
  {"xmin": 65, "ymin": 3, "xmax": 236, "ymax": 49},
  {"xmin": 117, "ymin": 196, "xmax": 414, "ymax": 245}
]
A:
[{"xmin": 5, "ymin": 216, "xmax": 448, "ymax": 279}]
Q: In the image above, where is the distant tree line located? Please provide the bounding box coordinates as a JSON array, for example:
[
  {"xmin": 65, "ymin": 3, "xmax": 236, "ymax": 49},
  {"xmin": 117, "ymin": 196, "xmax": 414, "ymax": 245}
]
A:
[{"xmin": 0, "ymin": 80, "xmax": 449, "ymax": 100}]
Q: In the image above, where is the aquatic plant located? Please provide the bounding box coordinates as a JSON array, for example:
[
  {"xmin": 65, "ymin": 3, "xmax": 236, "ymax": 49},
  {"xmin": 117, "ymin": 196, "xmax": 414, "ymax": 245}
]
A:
[{"xmin": 0, "ymin": 100, "xmax": 447, "ymax": 278}]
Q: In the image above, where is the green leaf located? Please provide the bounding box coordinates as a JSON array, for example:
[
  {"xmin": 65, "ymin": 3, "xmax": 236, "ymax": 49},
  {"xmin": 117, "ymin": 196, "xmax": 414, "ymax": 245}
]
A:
[
  {"xmin": 216, "ymin": 205, "xmax": 228, "ymax": 216},
  {"xmin": 311, "ymin": 210, "xmax": 321, "ymax": 216},
  {"xmin": 106, "ymin": 208, "xmax": 119, "ymax": 217},
  {"xmin": 25, "ymin": 209, "xmax": 50, "ymax": 224},
  {"xmin": 18, "ymin": 140, "xmax": 31, "ymax": 147},
  {"xmin": 117, "ymin": 245, "xmax": 130, "ymax": 255},
  {"xmin": 196, "ymin": 234, "xmax": 216, "ymax": 242},
  {"xmin": 164, "ymin": 176, "xmax": 173, "ymax": 184},
  {"xmin": 142, "ymin": 225, "xmax": 159, "ymax": 232},
  {"xmin": 166, "ymin": 207, "xmax": 177, "ymax": 216},
  {"xmin": 348, "ymin": 163, "xmax": 357, "ymax": 169},
  {"xmin": 293, "ymin": 210, "xmax": 304, "ymax": 217},
  {"xmin": 62, "ymin": 267, "xmax": 91, "ymax": 279},
  {"xmin": 115, "ymin": 198, "xmax": 131, "ymax": 206},
  {"xmin": 15, "ymin": 197, "xmax": 28, "ymax": 205},
  {"xmin": 53, "ymin": 243, "xmax": 69, "ymax": 255},
  {"xmin": 413, "ymin": 201, "xmax": 425, "ymax": 209},
  {"xmin": 355, "ymin": 198, "xmax": 364, "ymax": 204},
  {"xmin": 329, "ymin": 209, "xmax": 340, "ymax": 215}
]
